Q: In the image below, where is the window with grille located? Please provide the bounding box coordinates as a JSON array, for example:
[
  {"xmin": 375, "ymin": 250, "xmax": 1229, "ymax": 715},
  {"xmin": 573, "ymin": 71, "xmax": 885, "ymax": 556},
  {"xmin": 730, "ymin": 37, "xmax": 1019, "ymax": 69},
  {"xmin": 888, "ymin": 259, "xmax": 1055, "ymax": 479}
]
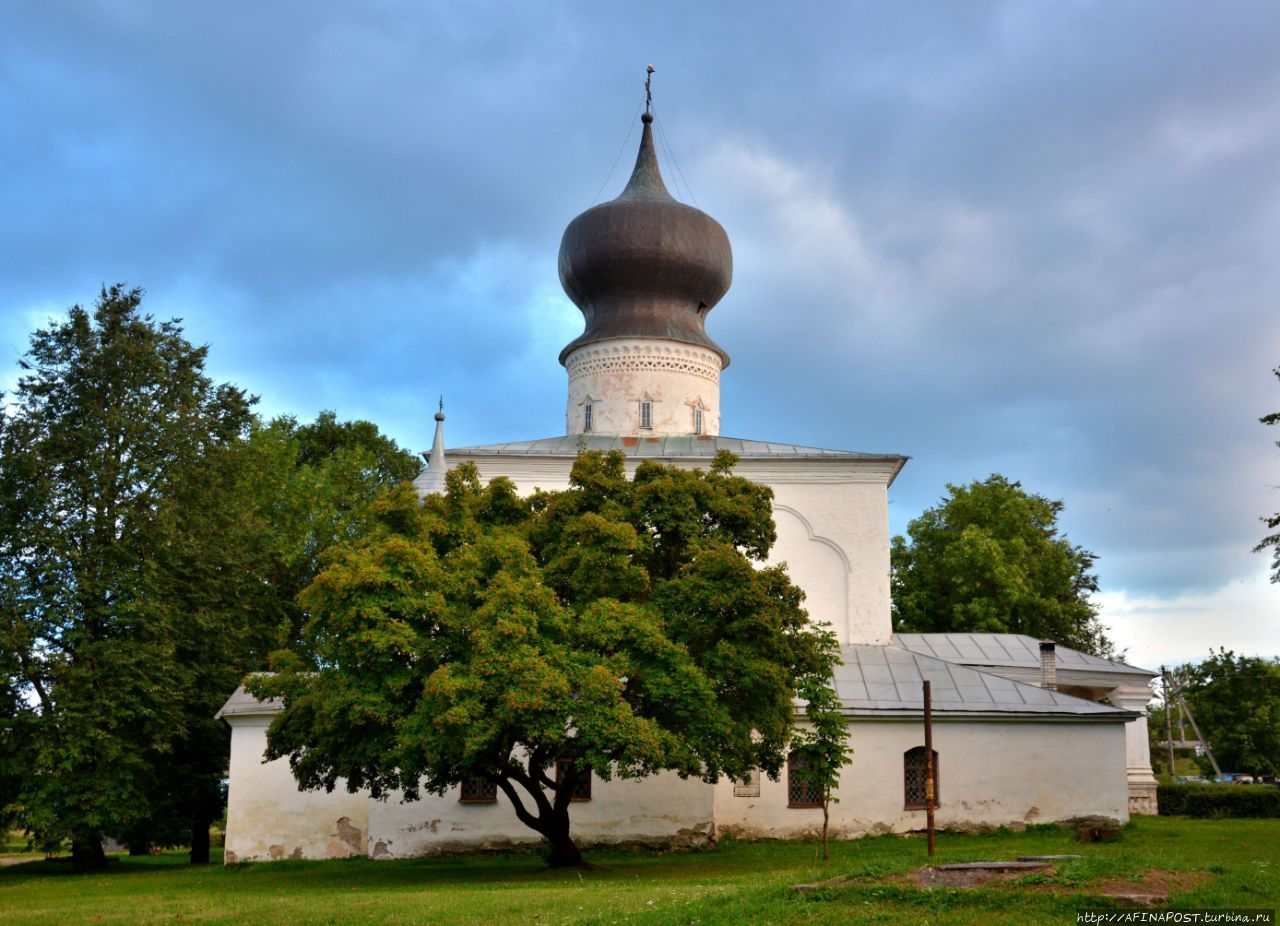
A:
[
  {"xmin": 584, "ymin": 403, "xmax": 593, "ymax": 432},
  {"xmin": 555, "ymin": 759, "xmax": 592, "ymax": 801},
  {"xmin": 787, "ymin": 751, "xmax": 822, "ymax": 808},
  {"xmin": 693, "ymin": 407, "xmax": 703, "ymax": 435},
  {"xmin": 639, "ymin": 400, "xmax": 653, "ymax": 430},
  {"xmin": 903, "ymin": 747, "xmax": 939, "ymax": 809},
  {"xmin": 459, "ymin": 776, "xmax": 497, "ymax": 803}
]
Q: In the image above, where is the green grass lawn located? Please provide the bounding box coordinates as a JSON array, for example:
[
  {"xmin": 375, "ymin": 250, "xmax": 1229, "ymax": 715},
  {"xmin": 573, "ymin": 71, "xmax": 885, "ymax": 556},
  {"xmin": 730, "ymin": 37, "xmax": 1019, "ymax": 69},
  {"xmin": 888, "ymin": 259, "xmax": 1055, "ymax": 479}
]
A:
[{"xmin": 1, "ymin": 817, "xmax": 1276, "ymax": 925}]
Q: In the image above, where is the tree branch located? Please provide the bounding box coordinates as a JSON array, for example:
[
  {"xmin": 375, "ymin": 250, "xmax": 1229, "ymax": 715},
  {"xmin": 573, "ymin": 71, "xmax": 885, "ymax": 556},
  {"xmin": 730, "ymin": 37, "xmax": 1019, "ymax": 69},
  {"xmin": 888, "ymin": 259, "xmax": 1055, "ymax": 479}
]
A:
[
  {"xmin": 499, "ymin": 755, "xmax": 554, "ymax": 820},
  {"xmin": 489, "ymin": 775, "xmax": 542, "ymax": 833},
  {"xmin": 18, "ymin": 652, "xmax": 52, "ymax": 714}
]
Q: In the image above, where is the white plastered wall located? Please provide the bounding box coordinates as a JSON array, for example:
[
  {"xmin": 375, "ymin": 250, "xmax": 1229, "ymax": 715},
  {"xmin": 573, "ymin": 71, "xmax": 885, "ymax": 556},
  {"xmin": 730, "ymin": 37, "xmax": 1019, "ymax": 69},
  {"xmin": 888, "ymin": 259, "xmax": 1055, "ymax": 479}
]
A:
[
  {"xmin": 224, "ymin": 717, "xmax": 370, "ymax": 863},
  {"xmin": 224, "ymin": 714, "xmax": 715, "ymax": 861},
  {"xmin": 714, "ymin": 719, "xmax": 1130, "ymax": 839},
  {"xmin": 764, "ymin": 475, "xmax": 892, "ymax": 645},
  {"xmin": 564, "ymin": 338, "xmax": 722, "ymax": 436}
]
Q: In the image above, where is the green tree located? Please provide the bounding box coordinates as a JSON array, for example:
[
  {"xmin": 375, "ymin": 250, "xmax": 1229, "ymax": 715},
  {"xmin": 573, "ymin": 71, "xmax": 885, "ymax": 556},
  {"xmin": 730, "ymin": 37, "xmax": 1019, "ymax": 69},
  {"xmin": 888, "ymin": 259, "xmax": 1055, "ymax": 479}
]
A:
[
  {"xmin": 119, "ymin": 413, "xmax": 421, "ymax": 862},
  {"xmin": 1258, "ymin": 366, "xmax": 1280, "ymax": 583},
  {"xmin": 891, "ymin": 475, "xmax": 1113, "ymax": 656},
  {"xmin": 1180, "ymin": 650, "xmax": 1280, "ymax": 776},
  {"xmin": 0, "ymin": 286, "xmax": 254, "ymax": 871},
  {"xmin": 252, "ymin": 450, "xmax": 837, "ymax": 867},
  {"xmin": 788, "ymin": 634, "xmax": 851, "ymax": 861},
  {"xmin": 251, "ymin": 413, "xmax": 422, "ymax": 651}
]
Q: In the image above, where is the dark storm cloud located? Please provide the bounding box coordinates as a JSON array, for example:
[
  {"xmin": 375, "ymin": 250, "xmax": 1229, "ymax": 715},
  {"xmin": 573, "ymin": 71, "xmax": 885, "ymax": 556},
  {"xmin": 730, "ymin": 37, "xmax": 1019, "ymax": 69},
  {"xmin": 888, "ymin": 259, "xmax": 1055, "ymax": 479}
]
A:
[{"xmin": 2, "ymin": 1, "xmax": 1278, "ymax": 647}]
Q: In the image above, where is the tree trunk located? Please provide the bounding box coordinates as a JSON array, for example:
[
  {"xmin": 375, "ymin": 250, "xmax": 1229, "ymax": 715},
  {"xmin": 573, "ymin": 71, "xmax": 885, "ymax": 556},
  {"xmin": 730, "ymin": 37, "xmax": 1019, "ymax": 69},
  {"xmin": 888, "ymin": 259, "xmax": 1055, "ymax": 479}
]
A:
[
  {"xmin": 546, "ymin": 830, "xmax": 585, "ymax": 868},
  {"xmin": 71, "ymin": 834, "xmax": 107, "ymax": 873},
  {"xmin": 541, "ymin": 805, "xmax": 586, "ymax": 868},
  {"xmin": 821, "ymin": 800, "xmax": 830, "ymax": 861},
  {"xmin": 491, "ymin": 768, "xmax": 590, "ymax": 869},
  {"xmin": 190, "ymin": 818, "xmax": 211, "ymax": 865}
]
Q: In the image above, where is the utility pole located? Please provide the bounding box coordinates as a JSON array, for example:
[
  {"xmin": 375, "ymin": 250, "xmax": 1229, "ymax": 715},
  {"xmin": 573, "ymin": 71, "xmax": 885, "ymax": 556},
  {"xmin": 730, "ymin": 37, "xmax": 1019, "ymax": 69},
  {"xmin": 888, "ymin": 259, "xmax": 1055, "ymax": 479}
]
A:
[
  {"xmin": 923, "ymin": 680, "xmax": 936, "ymax": 858},
  {"xmin": 1162, "ymin": 666, "xmax": 1176, "ymax": 778},
  {"xmin": 1176, "ymin": 690, "xmax": 1223, "ymax": 779}
]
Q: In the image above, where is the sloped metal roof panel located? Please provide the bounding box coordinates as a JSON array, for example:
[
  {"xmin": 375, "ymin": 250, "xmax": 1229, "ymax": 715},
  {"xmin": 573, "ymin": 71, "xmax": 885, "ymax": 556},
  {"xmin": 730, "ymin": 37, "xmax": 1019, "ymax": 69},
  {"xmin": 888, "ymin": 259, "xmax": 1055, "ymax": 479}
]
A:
[
  {"xmin": 834, "ymin": 645, "xmax": 1135, "ymax": 720},
  {"xmin": 893, "ymin": 632, "xmax": 1155, "ymax": 677}
]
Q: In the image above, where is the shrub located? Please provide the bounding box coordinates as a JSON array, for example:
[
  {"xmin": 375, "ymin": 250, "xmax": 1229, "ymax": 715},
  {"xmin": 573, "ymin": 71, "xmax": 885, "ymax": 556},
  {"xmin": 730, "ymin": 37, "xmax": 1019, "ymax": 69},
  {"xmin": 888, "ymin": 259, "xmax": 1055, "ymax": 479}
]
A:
[{"xmin": 1158, "ymin": 783, "xmax": 1280, "ymax": 818}]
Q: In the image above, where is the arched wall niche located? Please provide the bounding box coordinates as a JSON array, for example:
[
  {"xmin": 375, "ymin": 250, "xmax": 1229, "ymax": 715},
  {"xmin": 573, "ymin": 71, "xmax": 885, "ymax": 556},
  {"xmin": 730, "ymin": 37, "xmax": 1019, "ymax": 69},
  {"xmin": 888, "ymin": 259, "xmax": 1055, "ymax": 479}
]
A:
[{"xmin": 768, "ymin": 504, "xmax": 852, "ymax": 645}]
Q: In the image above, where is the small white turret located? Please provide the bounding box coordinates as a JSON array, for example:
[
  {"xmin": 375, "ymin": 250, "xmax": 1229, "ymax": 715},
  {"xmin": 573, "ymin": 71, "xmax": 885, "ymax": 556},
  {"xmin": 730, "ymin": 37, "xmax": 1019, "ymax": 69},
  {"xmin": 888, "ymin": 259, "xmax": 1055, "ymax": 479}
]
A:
[{"xmin": 415, "ymin": 399, "xmax": 448, "ymax": 495}]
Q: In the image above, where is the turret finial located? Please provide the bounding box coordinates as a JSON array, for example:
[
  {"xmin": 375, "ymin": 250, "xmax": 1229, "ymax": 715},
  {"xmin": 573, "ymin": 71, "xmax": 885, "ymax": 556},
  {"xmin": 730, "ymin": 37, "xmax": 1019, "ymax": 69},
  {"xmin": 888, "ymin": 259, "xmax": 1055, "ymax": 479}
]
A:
[
  {"xmin": 644, "ymin": 64, "xmax": 654, "ymax": 120},
  {"xmin": 435, "ymin": 395, "xmax": 445, "ymax": 422}
]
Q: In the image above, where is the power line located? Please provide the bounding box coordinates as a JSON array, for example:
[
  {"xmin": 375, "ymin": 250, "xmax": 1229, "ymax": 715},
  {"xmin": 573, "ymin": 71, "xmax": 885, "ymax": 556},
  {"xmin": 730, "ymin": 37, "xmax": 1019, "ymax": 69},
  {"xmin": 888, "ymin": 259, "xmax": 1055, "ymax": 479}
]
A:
[
  {"xmin": 592, "ymin": 97, "xmax": 645, "ymax": 204},
  {"xmin": 653, "ymin": 111, "xmax": 699, "ymax": 208}
]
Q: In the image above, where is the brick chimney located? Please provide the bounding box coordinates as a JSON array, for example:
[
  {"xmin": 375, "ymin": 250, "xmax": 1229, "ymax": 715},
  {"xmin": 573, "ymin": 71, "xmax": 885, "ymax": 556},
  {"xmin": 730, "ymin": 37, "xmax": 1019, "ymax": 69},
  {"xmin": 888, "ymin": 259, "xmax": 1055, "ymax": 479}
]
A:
[{"xmin": 1039, "ymin": 641, "xmax": 1057, "ymax": 691}]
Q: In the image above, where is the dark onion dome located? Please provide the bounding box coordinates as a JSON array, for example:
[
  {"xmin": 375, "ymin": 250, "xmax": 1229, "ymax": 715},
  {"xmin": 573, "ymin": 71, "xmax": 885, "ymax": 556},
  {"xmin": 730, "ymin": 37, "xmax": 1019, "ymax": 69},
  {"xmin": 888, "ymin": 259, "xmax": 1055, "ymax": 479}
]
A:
[{"xmin": 558, "ymin": 113, "xmax": 732, "ymax": 366}]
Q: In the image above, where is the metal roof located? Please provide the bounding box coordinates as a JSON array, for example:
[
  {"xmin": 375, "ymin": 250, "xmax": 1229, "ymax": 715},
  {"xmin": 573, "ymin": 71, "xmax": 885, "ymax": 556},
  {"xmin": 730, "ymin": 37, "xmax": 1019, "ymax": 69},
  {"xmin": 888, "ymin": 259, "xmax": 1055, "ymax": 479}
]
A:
[
  {"xmin": 892, "ymin": 633, "xmax": 1156, "ymax": 677},
  {"xmin": 214, "ymin": 684, "xmax": 280, "ymax": 719},
  {"xmin": 446, "ymin": 433, "xmax": 908, "ymax": 463},
  {"xmin": 834, "ymin": 644, "xmax": 1135, "ymax": 720},
  {"xmin": 217, "ymin": 645, "xmax": 1136, "ymax": 723}
]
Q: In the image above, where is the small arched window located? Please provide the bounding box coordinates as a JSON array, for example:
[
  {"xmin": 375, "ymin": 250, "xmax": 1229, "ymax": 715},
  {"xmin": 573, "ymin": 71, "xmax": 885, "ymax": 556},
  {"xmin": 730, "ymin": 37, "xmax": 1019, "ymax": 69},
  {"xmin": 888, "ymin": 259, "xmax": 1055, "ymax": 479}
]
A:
[
  {"xmin": 903, "ymin": 747, "xmax": 939, "ymax": 809},
  {"xmin": 639, "ymin": 400, "xmax": 653, "ymax": 430},
  {"xmin": 693, "ymin": 406, "xmax": 704, "ymax": 435},
  {"xmin": 584, "ymin": 403, "xmax": 593, "ymax": 432}
]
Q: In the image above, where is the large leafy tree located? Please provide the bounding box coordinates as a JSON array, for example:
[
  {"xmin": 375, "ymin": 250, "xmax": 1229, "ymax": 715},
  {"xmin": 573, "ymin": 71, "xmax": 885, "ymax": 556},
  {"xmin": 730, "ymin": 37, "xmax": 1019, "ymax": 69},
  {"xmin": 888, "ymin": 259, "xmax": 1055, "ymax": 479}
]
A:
[
  {"xmin": 249, "ymin": 413, "xmax": 423, "ymax": 651},
  {"xmin": 1180, "ymin": 650, "xmax": 1280, "ymax": 776},
  {"xmin": 253, "ymin": 450, "xmax": 840, "ymax": 867},
  {"xmin": 892, "ymin": 475, "xmax": 1113, "ymax": 656},
  {"xmin": 116, "ymin": 413, "xmax": 421, "ymax": 861},
  {"xmin": 1258, "ymin": 366, "xmax": 1280, "ymax": 583},
  {"xmin": 0, "ymin": 286, "xmax": 254, "ymax": 871}
]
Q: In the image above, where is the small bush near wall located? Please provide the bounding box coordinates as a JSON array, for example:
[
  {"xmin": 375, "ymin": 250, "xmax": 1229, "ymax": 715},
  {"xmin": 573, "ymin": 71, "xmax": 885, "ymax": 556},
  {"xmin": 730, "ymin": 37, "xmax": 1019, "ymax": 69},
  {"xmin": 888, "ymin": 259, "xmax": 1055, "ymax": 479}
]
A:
[{"xmin": 1158, "ymin": 783, "xmax": 1280, "ymax": 818}]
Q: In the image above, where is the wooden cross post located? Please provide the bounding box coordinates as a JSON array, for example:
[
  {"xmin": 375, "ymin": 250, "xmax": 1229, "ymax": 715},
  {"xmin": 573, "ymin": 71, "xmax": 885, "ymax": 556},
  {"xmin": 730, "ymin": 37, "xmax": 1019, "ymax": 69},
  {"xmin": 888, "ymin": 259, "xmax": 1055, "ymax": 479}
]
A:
[{"xmin": 923, "ymin": 679, "xmax": 936, "ymax": 857}]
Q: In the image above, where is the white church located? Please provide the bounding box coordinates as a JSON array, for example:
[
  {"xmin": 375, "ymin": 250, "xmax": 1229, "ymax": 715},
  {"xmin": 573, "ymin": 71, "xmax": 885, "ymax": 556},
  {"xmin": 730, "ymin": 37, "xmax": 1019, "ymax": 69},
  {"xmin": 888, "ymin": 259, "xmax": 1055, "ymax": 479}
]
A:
[{"xmin": 217, "ymin": 105, "xmax": 1159, "ymax": 863}]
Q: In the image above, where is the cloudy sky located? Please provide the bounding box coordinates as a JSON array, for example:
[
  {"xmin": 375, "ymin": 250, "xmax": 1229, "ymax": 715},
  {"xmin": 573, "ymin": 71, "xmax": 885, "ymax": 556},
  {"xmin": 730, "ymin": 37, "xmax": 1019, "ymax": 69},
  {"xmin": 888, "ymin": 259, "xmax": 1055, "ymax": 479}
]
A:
[{"xmin": 2, "ymin": 1, "xmax": 1277, "ymax": 668}]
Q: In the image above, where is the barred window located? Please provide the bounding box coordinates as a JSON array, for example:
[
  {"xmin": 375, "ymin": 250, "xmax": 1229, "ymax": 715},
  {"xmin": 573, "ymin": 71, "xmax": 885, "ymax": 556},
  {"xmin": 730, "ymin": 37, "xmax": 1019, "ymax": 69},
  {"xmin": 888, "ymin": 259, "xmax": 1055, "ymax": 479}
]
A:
[
  {"xmin": 903, "ymin": 747, "xmax": 939, "ymax": 810},
  {"xmin": 555, "ymin": 759, "xmax": 592, "ymax": 801},
  {"xmin": 584, "ymin": 403, "xmax": 593, "ymax": 432},
  {"xmin": 639, "ymin": 400, "xmax": 653, "ymax": 430},
  {"xmin": 787, "ymin": 751, "xmax": 822, "ymax": 808},
  {"xmin": 460, "ymin": 776, "xmax": 497, "ymax": 803}
]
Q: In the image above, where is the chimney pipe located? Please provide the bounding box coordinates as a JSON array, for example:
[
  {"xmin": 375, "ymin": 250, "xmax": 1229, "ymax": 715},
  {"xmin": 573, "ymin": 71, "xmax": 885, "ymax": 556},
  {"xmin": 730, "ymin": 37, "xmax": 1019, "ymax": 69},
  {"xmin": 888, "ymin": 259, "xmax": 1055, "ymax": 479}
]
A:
[{"xmin": 1039, "ymin": 641, "xmax": 1057, "ymax": 691}]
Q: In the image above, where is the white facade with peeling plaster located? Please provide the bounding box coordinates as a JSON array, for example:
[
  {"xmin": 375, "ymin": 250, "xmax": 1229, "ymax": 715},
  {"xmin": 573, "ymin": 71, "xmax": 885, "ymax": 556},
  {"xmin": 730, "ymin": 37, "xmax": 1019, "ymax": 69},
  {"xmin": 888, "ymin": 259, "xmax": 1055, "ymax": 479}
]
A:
[
  {"xmin": 223, "ymin": 718, "xmax": 369, "ymax": 863},
  {"xmin": 713, "ymin": 721, "xmax": 1129, "ymax": 839},
  {"xmin": 222, "ymin": 706, "xmax": 1132, "ymax": 863}
]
